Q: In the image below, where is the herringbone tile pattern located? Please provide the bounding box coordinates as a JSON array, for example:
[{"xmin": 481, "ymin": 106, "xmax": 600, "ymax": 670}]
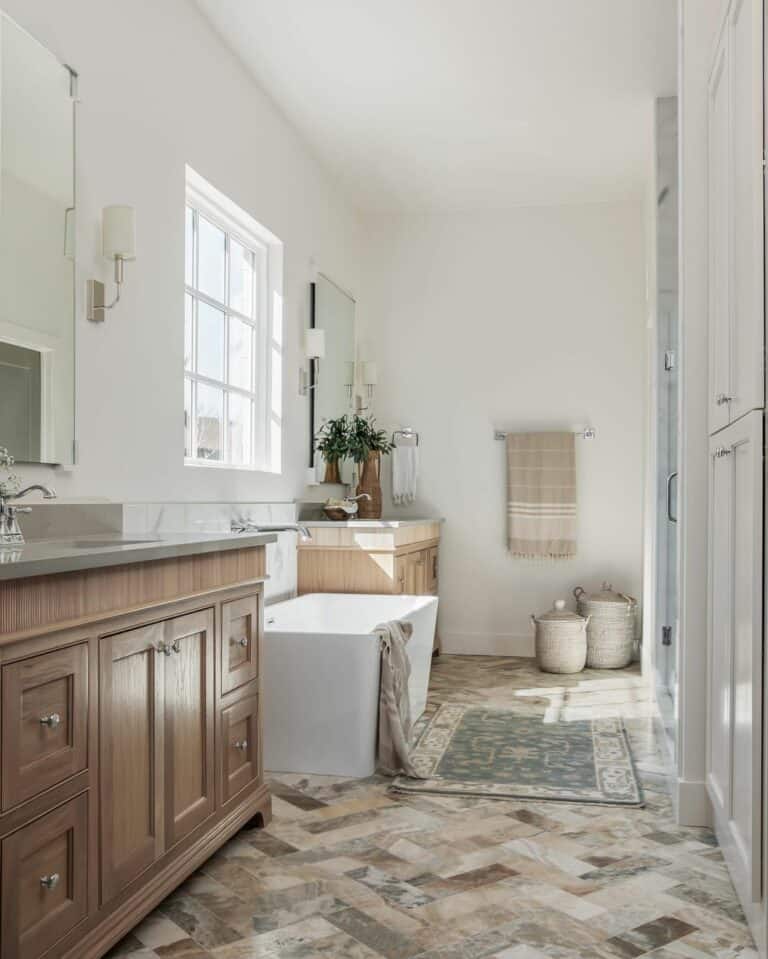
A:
[{"xmin": 106, "ymin": 656, "xmax": 756, "ymax": 959}]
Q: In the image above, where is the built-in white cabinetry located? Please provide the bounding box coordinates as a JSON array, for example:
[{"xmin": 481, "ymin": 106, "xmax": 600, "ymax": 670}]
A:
[
  {"xmin": 705, "ymin": 0, "xmax": 765, "ymax": 944},
  {"xmin": 707, "ymin": 0, "xmax": 764, "ymax": 435},
  {"xmin": 707, "ymin": 412, "xmax": 764, "ymax": 909}
]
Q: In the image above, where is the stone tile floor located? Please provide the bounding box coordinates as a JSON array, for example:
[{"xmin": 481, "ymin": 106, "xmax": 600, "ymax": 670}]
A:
[{"xmin": 106, "ymin": 655, "xmax": 757, "ymax": 959}]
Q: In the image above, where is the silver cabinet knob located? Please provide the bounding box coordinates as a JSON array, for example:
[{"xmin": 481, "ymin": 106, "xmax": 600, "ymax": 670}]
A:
[
  {"xmin": 233, "ymin": 637, "xmax": 248, "ymax": 648},
  {"xmin": 171, "ymin": 639, "xmax": 182, "ymax": 654},
  {"xmin": 39, "ymin": 713, "xmax": 61, "ymax": 728},
  {"xmin": 716, "ymin": 393, "xmax": 733, "ymax": 406},
  {"xmin": 40, "ymin": 873, "xmax": 60, "ymax": 890},
  {"xmin": 157, "ymin": 642, "xmax": 173, "ymax": 656},
  {"xmin": 233, "ymin": 739, "xmax": 248, "ymax": 751}
]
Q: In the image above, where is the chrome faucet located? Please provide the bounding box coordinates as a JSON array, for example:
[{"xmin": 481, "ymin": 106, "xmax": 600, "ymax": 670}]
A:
[
  {"xmin": 230, "ymin": 521, "xmax": 312, "ymax": 540},
  {"xmin": 0, "ymin": 484, "xmax": 57, "ymax": 546}
]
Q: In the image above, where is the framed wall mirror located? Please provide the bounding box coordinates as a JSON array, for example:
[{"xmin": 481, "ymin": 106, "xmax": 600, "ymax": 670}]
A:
[
  {"xmin": 310, "ymin": 274, "xmax": 355, "ymax": 473},
  {"xmin": 0, "ymin": 11, "xmax": 76, "ymax": 465}
]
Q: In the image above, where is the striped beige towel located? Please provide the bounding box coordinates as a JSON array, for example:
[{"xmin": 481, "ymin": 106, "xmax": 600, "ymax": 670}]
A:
[{"xmin": 506, "ymin": 431, "xmax": 577, "ymax": 559}]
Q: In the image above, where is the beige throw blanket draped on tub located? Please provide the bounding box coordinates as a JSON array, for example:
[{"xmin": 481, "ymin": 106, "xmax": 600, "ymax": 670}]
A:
[
  {"xmin": 506, "ymin": 431, "xmax": 577, "ymax": 559},
  {"xmin": 376, "ymin": 620, "xmax": 422, "ymax": 778}
]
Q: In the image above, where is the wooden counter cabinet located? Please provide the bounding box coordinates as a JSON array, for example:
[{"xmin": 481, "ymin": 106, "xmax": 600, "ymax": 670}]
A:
[{"xmin": 0, "ymin": 545, "xmax": 271, "ymax": 959}]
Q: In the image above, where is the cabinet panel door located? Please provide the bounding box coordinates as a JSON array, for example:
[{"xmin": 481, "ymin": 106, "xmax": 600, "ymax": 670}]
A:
[
  {"xmin": 220, "ymin": 693, "xmax": 260, "ymax": 804},
  {"xmin": 164, "ymin": 609, "xmax": 215, "ymax": 847},
  {"xmin": 221, "ymin": 595, "xmax": 259, "ymax": 697},
  {"xmin": 728, "ymin": 0, "xmax": 764, "ymax": 421},
  {"xmin": 1, "ymin": 644, "xmax": 88, "ymax": 810},
  {"xmin": 405, "ymin": 551, "xmax": 428, "ymax": 594},
  {"xmin": 708, "ymin": 436, "xmax": 732, "ymax": 817},
  {"xmin": 100, "ymin": 622, "xmax": 165, "ymax": 904},
  {"xmin": 1, "ymin": 792, "xmax": 88, "ymax": 959},
  {"xmin": 708, "ymin": 34, "xmax": 732, "ymax": 433},
  {"xmin": 708, "ymin": 412, "xmax": 763, "ymax": 905}
]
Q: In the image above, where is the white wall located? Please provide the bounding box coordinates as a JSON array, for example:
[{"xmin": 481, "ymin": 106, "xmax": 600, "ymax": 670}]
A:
[
  {"xmin": 362, "ymin": 201, "xmax": 648, "ymax": 654},
  {"xmin": 2, "ymin": 0, "xmax": 360, "ymax": 502}
]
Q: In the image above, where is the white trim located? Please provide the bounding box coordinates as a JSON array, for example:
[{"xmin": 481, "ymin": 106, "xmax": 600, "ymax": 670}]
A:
[
  {"xmin": 675, "ymin": 777, "xmax": 712, "ymax": 826},
  {"xmin": 184, "ymin": 166, "xmax": 283, "ymax": 475},
  {"xmin": 439, "ymin": 631, "xmax": 535, "ymax": 657}
]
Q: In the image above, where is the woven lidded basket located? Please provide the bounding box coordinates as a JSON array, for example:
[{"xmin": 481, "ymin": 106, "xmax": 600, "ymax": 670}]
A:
[
  {"xmin": 573, "ymin": 583, "xmax": 636, "ymax": 669},
  {"xmin": 531, "ymin": 600, "xmax": 589, "ymax": 674}
]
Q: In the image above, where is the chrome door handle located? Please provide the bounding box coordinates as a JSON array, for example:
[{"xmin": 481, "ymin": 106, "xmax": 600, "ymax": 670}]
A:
[
  {"xmin": 666, "ymin": 471, "xmax": 678, "ymax": 524},
  {"xmin": 40, "ymin": 873, "xmax": 60, "ymax": 890},
  {"xmin": 39, "ymin": 713, "xmax": 62, "ymax": 728}
]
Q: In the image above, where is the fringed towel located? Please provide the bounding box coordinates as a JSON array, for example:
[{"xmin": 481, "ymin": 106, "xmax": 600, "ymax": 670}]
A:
[
  {"xmin": 376, "ymin": 620, "xmax": 422, "ymax": 778},
  {"xmin": 506, "ymin": 431, "xmax": 577, "ymax": 559}
]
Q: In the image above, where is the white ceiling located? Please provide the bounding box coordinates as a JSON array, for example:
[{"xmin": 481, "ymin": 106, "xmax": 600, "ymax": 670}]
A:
[{"xmin": 195, "ymin": 0, "xmax": 677, "ymax": 212}]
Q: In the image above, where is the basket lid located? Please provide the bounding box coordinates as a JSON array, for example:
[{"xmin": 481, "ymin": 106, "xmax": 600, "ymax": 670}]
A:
[
  {"xmin": 536, "ymin": 599, "xmax": 584, "ymax": 622},
  {"xmin": 574, "ymin": 582, "xmax": 635, "ymax": 606}
]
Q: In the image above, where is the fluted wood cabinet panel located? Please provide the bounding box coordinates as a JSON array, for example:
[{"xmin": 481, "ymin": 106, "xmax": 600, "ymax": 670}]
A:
[{"xmin": 0, "ymin": 548, "xmax": 266, "ymax": 638}]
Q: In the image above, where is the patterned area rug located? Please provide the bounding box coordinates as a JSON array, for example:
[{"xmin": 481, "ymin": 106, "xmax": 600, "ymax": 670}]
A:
[{"xmin": 392, "ymin": 702, "xmax": 644, "ymax": 806}]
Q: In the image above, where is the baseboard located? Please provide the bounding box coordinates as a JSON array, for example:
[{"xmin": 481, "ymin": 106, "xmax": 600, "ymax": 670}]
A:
[
  {"xmin": 675, "ymin": 777, "xmax": 712, "ymax": 827},
  {"xmin": 439, "ymin": 632, "xmax": 534, "ymax": 657}
]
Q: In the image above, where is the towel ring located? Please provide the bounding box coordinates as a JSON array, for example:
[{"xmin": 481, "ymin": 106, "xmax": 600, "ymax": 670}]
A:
[{"xmin": 392, "ymin": 428, "xmax": 419, "ymax": 446}]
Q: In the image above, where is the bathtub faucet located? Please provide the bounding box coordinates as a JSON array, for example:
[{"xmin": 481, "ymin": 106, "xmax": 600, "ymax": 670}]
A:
[{"xmin": 231, "ymin": 521, "xmax": 313, "ymax": 541}]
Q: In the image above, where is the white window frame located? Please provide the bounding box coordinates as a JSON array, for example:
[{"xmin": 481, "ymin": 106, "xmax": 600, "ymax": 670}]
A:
[{"xmin": 184, "ymin": 166, "xmax": 283, "ymax": 473}]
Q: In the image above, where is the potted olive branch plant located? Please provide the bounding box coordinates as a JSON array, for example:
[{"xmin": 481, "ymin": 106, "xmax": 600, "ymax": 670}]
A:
[
  {"xmin": 346, "ymin": 415, "xmax": 394, "ymax": 519},
  {"xmin": 314, "ymin": 415, "xmax": 350, "ymax": 484}
]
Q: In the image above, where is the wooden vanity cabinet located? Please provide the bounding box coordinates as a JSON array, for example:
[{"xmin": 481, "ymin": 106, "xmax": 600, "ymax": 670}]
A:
[
  {"xmin": 297, "ymin": 521, "xmax": 441, "ymax": 598},
  {"xmin": 0, "ymin": 546, "xmax": 271, "ymax": 959}
]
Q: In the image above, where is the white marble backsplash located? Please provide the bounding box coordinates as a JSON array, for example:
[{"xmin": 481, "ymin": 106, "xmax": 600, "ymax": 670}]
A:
[{"xmin": 122, "ymin": 502, "xmax": 298, "ymax": 603}]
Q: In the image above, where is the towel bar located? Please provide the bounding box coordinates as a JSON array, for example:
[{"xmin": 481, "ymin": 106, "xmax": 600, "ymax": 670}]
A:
[{"xmin": 494, "ymin": 428, "xmax": 596, "ymax": 441}]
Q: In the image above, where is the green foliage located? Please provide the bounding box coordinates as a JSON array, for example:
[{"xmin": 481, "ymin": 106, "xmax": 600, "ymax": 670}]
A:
[
  {"xmin": 314, "ymin": 415, "xmax": 350, "ymax": 464},
  {"xmin": 346, "ymin": 414, "xmax": 394, "ymax": 464}
]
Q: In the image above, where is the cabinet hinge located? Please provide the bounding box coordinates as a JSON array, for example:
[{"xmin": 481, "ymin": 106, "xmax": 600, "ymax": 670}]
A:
[{"xmin": 72, "ymin": 439, "xmax": 79, "ymax": 463}]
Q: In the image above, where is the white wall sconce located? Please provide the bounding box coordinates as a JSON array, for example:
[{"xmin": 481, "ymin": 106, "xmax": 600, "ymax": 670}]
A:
[
  {"xmin": 299, "ymin": 328, "xmax": 325, "ymax": 395},
  {"xmin": 362, "ymin": 360, "xmax": 377, "ymax": 402},
  {"xmin": 87, "ymin": 205, "xmax": 137, "ymax": 322}
]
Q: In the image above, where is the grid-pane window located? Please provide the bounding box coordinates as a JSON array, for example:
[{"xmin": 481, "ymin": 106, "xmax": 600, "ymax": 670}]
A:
[{"xmin": 184, "ymin": 169, "xmax": 282, "ymax": 472}]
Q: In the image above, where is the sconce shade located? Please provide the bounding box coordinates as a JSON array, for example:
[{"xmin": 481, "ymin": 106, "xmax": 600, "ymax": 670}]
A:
[
  {"xmin": 304, "ymin": 328, "xmax": 326, "ymax": 359},
  {"xmin": 362, "ymin": 361, "xmax": 378, "ymax": 386},
  {"xmin": 102, "ymin": 205, "xmax": 136, "ymax": 260}
]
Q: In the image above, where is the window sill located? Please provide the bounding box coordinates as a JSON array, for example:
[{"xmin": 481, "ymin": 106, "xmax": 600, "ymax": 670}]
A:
[{"xmin": 184, "ymin": 457, "xmax": 281, "ymax": 476}]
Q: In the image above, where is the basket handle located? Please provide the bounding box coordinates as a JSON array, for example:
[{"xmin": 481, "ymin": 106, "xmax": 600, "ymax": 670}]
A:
[
  {"xmin": 619, "ymin": 593, "xmax": 637, "ymax": 608},
  {"xmin": 530, "ymin": 614, "xmax": 538, "ymax": 628},
  {"xmin": 573, "ymin": 586, "xmax": 585, "ymax": 601}
]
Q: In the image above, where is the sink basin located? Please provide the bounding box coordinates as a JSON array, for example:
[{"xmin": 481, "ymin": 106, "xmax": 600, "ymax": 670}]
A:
[{"xmin": 67, "ymin": 538, "xmax": 162, "ymax": 549}]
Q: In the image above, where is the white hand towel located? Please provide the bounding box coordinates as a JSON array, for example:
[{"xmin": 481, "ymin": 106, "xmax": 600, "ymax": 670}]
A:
[{"xmin": 392, "ymin": 445, "xmax": 419, "ymax": 505}]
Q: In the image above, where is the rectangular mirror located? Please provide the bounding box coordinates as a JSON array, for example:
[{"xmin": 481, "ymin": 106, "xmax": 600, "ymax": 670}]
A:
[
  {"xmin": 310, "ymin": 274, "xmax": 355, "ymax": 472},
  {"xmin": 0, "ymin": 11, "xmax": 76, "ymax": 465}
]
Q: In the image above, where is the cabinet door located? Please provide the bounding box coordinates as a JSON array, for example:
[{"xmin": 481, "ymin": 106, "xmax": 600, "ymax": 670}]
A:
[
  {"xmin": 1, "ymin": 793, "xmax": 88, "ymax": 959},
  {"xmin": 708, "ymin": 0, "xmax": 765, "ymax": 431},
  {"xmin": 1, "ymin": 644, "xmax": 88, "ymax": 810},
  {"xmin": 164, "ymin": 609, "xmax": 215, "ymax": 847},
  {"xmin": 221, "ymin": 595, "xmax": 259, "ymax": 696},
  {"xmin": 405, "ymin": 551, "xmax": 428, "ymax": 594},
  {"xmin": 728, "ymin": 0, "xmax": 764, "ymax": 421},
  {"xmin": 708, "ymin": 31, "xmax": 732, "ymax": 433},
  {"xmin": 100, "ymin": 622, "xmax": 165, "ymax": 904},
  {"xmin": 708, "ymin": 411, "xmax": 763, "ymax": 904}
]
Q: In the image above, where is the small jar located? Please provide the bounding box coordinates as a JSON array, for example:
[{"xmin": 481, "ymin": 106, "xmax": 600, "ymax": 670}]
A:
[{"xmin": 531, "ymin": 600, "xmax": 588, "ymax": 674}]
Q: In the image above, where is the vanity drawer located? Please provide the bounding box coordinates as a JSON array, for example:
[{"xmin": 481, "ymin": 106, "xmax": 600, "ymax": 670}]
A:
[
  {"xmin": 1, "ymin": 644, "xmax": 89, "ymax": 810},
  {"xmin": 1, "ymin": 792, "xmax": 89, "ymax": 959},
  {"xmin": 220, "ymin": 694, "xmax": 260, "ymax": 804},
  {"xmin": 221, "ymin": 595, "xmax": 260, "ymax": 696}
]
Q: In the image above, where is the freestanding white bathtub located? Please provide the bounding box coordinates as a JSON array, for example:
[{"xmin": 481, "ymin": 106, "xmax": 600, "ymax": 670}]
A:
[{"xmin": 262, "ymin": 593, "xmax": 439, "ymax": 777}]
